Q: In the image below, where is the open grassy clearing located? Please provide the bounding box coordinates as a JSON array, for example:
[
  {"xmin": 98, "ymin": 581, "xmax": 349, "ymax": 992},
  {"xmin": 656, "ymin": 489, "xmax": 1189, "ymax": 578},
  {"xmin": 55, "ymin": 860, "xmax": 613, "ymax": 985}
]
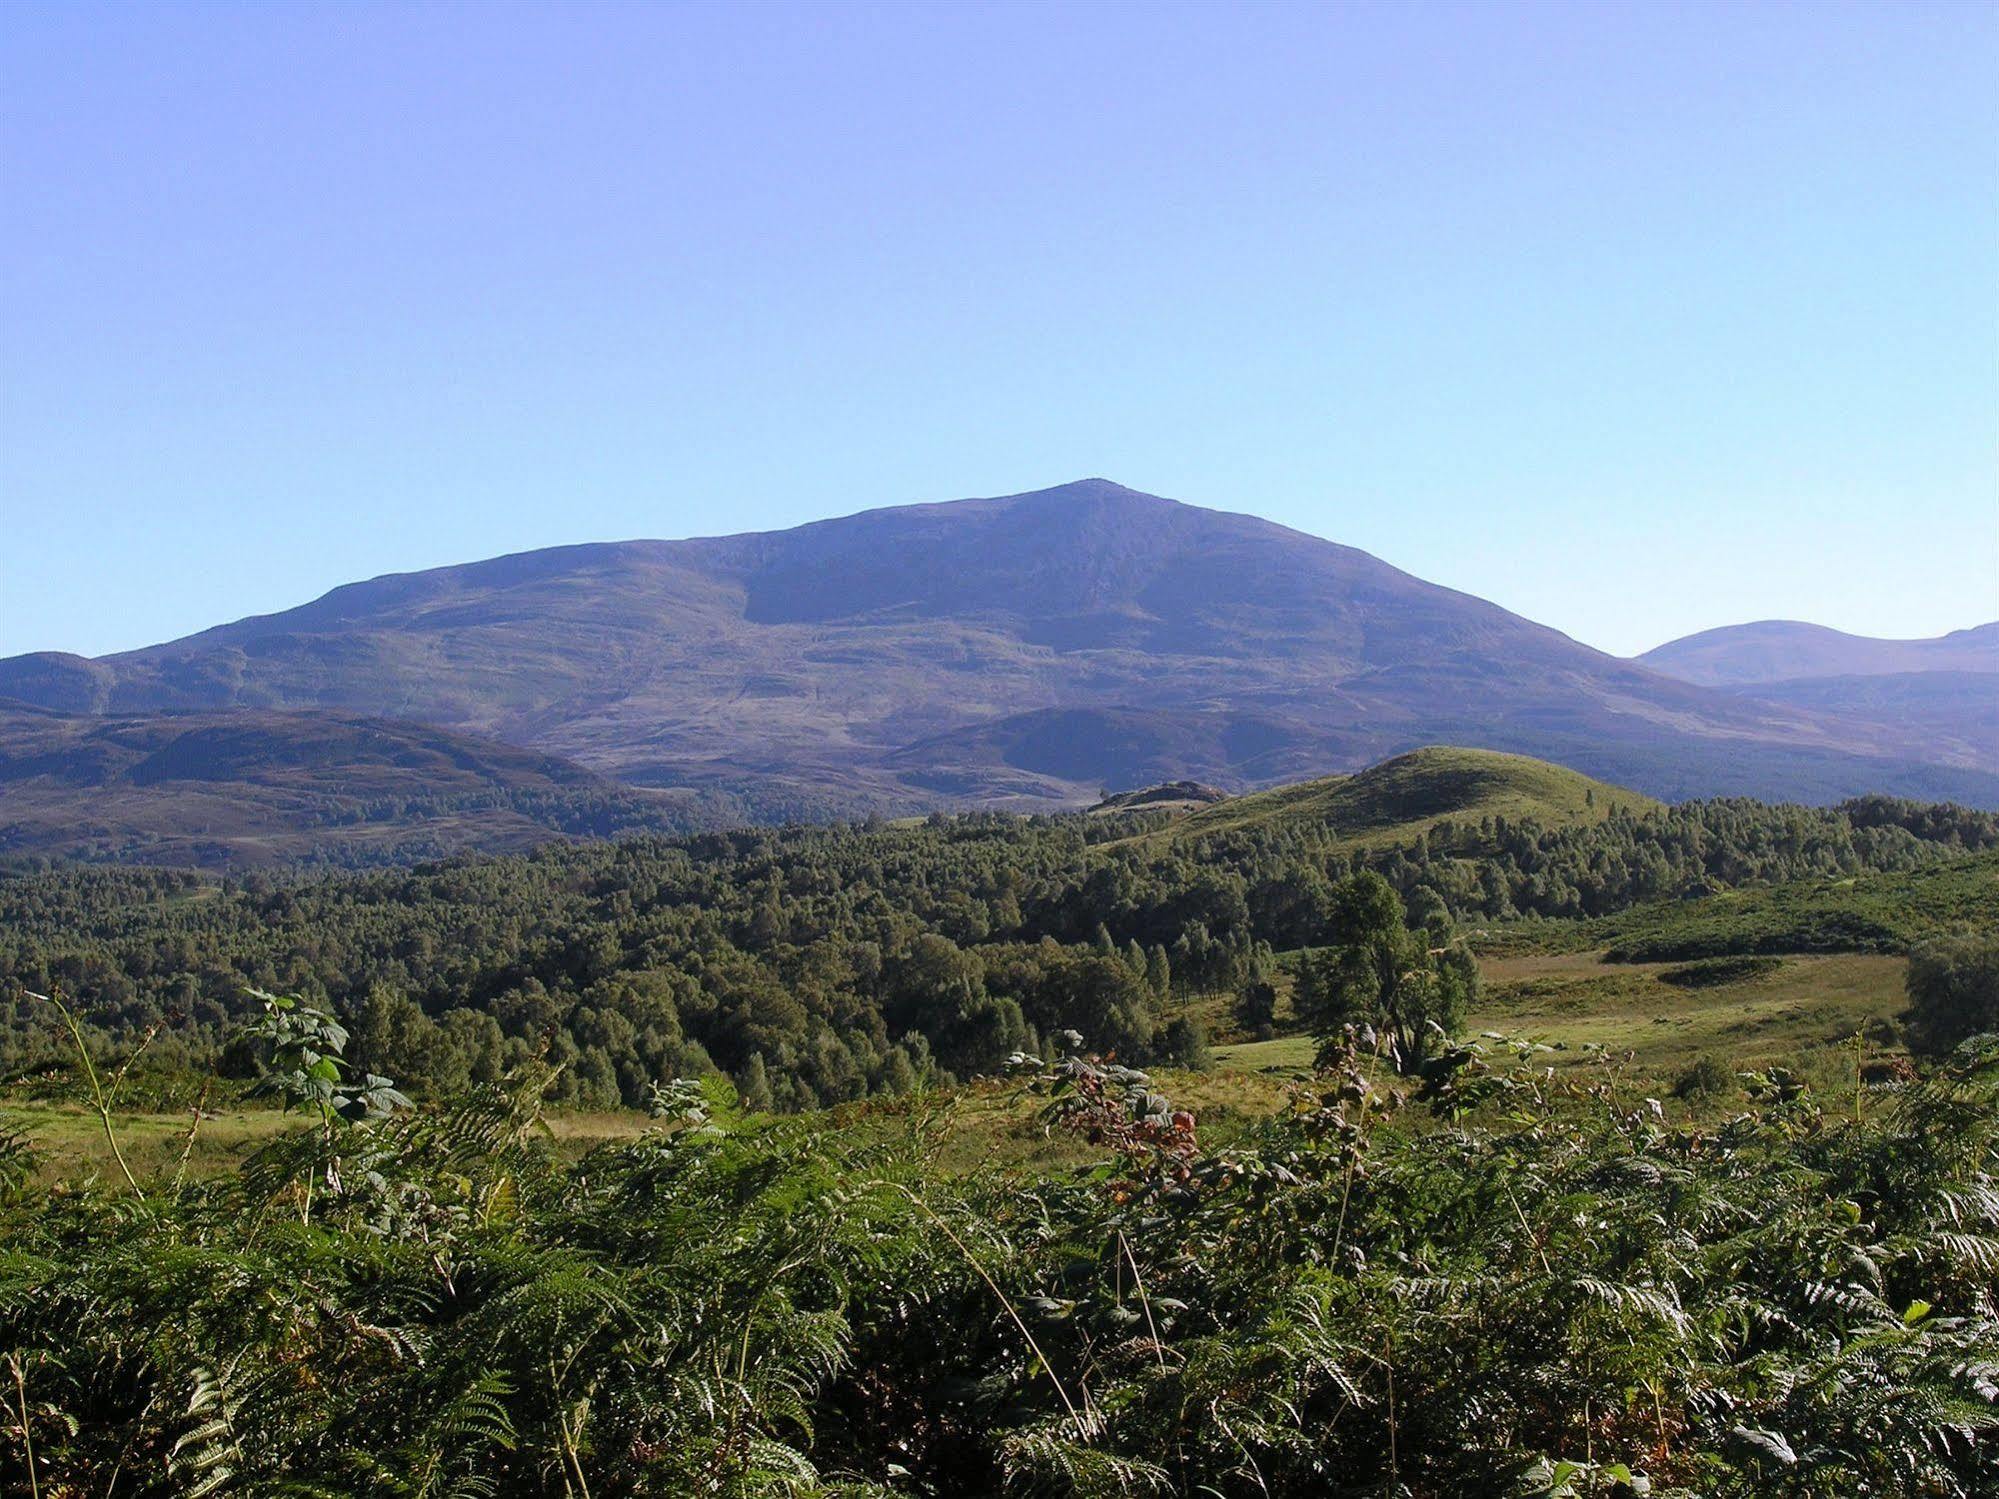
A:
[
  {"xmin": 1211, "ymin": 1032, "xmax": 1318, "ymax": 1073},
  {"xmin": 4, "ymin": 1057, "xmax": 1299, "ymax": 1185},
  {"xmin": 1475, "ymin": 950, "xmax": 1906, "ymax": 1091},
  {"xmin": 3, "ymin": 1098, "xmax": 656, "ymax": 1182},
  {"xmin": 5, "ymin": 1099, "xmax": 293, "ymax": 1182},
  {"xmin": 1216, "ymin": 950, "xmax": 1909, "ymax": 1100}
]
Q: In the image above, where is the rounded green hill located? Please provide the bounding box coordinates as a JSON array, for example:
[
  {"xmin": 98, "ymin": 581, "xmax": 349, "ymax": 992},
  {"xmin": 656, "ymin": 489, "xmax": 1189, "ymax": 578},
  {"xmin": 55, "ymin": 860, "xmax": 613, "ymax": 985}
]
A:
[{"xmin": 1160, "ymin": 746, "xmax": 1662, "ymax": 849}]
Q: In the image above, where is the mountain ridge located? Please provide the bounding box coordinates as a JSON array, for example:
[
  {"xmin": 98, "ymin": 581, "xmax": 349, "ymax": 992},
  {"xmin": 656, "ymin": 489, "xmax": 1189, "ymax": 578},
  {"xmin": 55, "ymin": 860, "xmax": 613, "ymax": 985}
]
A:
[{"xmin": 3, "ymin": 480, "xmax": 1995, "ymax": 820}]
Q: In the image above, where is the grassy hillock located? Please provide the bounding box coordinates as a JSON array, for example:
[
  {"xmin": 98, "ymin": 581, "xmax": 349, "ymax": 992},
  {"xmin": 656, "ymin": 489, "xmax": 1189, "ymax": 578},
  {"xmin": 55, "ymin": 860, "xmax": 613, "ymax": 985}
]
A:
[{"xmin": 1159, "ymin": 745, "xmax": 1658, "ymax": 849}]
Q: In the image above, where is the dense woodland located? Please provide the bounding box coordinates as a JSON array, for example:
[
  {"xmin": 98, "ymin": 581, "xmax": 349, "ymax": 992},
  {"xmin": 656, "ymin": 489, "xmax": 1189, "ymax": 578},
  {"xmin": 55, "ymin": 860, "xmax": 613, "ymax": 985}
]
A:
[{"xmin": 3, "ymin": 793, "xmax": 1994, "ymax": 1110}]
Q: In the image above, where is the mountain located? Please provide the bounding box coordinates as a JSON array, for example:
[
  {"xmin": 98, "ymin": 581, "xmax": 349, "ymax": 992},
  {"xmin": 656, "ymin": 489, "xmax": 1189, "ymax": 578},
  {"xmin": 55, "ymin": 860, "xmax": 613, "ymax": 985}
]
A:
[
  {"xmin": 5, "ymin": 480, "xmax": 1998, "ymax": 826},
  {"xmin": 1639, "ymin": 620, "xmax": 1999, "ymax": 686},
  {"xmin": 0, "ymin": 702, "xmax": 705, "ymax": 869},
  {"xmin": 1639, "ymin": 622, "xmax": 1998, "ymax": 781},
  {"xmin": 1151, "ymin": 746, "xmax": 1659, "ymax": 849}
]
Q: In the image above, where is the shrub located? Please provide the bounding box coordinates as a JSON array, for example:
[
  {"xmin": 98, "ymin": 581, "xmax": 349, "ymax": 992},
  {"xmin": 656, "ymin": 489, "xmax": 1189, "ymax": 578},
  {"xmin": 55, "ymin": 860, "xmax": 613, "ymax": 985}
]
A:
[
  {"xmin": 1672, "ymin": 1052, "xmax": 1736, "ymax": 1099},
  {"xmin": 1658, "ymin": 955, "xmax": 1782, "ymax": 988},
  {"xmin": 1906, "ymin": 933, "xmax": 1999, "ymax": 1055},
  {"xmin": 1156, "ymin": 1014, "xmax": 1212, "ymax": 1071}
]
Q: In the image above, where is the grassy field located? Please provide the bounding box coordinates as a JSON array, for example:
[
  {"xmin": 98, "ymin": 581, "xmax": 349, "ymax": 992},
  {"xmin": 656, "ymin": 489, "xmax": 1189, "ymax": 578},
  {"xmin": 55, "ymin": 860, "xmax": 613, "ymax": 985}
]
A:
[
  {"xmin": 3, "ymin": 1096, "xmax": 656, "ymax": 1182},
  {"xmin": 3, "ymin": 1072, "xmax": 1304, "ymax": 1186},
  {"xmin": 1475, "ymin": 950, "xmax": 1905, "ymax": 1088},
  {"xmin": 1216, "ymin": 949, "xmax": 1909, "ymax": 1103}
]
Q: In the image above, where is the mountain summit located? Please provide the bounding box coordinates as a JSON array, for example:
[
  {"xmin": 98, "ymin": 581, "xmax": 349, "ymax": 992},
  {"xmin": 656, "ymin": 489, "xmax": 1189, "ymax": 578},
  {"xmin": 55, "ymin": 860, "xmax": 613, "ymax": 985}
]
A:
[
  {"xmin": 4, "ymin": 480, "xmax": 1995, "ymax": 818},
  {"xmin": 1640, "ymin": 620, "xmax": 1999, "ymax": 686}
]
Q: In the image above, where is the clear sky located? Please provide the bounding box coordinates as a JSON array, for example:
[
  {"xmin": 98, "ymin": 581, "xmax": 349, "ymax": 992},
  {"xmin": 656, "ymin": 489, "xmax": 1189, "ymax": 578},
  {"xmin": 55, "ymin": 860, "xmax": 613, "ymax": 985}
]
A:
[{"xmin": 3, "ymin": 1, "xmax": 1994, "ymax": 660}]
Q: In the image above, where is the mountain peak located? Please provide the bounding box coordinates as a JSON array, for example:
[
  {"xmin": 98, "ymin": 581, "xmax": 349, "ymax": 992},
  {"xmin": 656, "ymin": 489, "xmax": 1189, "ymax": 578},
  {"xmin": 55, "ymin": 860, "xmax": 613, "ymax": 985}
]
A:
[
  {"xmin": 1018, "ymin": 476, "xmax": 1151, "ymax": 498},
  {"xmin": 888, "ymin": 477, "xmax": 1186, "ymax": 523}
]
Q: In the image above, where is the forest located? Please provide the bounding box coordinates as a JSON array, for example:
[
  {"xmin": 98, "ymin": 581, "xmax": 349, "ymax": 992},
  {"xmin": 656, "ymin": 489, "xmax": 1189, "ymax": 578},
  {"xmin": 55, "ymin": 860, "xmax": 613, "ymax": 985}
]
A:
[{"xmin": 2, "ymin": 786, "xmax": 1995, "ymax": 1110}]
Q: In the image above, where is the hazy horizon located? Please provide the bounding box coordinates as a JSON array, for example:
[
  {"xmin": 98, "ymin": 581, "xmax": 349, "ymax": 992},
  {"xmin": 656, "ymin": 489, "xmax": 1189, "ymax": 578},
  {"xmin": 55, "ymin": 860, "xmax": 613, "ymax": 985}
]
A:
[{"xmin": 5, "ymin": 2, "xmax": 1995, "ymax": 659}]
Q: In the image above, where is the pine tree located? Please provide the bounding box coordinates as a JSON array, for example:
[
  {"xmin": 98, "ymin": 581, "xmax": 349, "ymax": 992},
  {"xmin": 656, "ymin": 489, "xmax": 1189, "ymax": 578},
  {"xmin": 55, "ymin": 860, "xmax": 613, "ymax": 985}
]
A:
[{"xmin": 739, "ymin": 1052, "xmax": 774, "ymax": 1111}]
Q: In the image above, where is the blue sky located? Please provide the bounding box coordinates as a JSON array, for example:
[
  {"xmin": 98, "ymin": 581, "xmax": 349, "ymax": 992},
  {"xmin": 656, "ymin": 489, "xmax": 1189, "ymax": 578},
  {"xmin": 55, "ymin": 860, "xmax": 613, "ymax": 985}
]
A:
[{"xmin": 3, "ymin": 1, "xmax": 1993, "ymax": 659}]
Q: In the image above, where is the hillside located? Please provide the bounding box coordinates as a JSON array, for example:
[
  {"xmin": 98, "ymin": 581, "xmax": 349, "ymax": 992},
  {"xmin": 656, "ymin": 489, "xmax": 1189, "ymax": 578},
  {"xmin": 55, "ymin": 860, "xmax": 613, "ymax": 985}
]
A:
[
  {"xmin": 1712, "ymin": 670, "xmax": 1999, "ymax": 747},
  {"xmin": 0, "ymin": 702, "xmax": 706, "ymax": 869},
  {"xmin": 5, "ymin": 482, "xmax": 1997, "ymax": 823},
  {"xmin": 1641, "ymin": 619, "xmax": 1999, "ymax": 685},
  {"xmin": 1156, "ymin": 747, "xmax": 1660, "ymax": 848}
]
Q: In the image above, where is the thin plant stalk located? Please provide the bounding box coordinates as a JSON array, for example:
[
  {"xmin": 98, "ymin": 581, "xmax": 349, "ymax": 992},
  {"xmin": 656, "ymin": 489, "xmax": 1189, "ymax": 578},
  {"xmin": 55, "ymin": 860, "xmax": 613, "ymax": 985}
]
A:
[
  {"xmin": 7, "ymin": 1355, "xmax": 37, "ymax": 1499},
  {"xmin": 32, "ymin": 989, "xmax": 152, "ymax": 1199},
  {"xmin": 884, "ymin": 1181, "xmax": 1088, "ymax": 1431},
  {"xmin": 172, "ymin": 1078, "xmax": 213, "ymax": 1195}
]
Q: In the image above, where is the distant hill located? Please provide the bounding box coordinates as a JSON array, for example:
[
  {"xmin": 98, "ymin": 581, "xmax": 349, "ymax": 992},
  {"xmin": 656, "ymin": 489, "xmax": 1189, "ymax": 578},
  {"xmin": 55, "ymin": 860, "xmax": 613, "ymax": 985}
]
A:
[
  {"xmin": 884, "ymin": 705, "xmax": 1351, "ymax": 804},
  {"xmin": 5, "ymin": 481, "xmax": 1997, "ymax": 825},
  {"xmin": 1087, "ymin": 780, "xmax": 1229, "ymax": 816},
  {"xmin": 0, "ymin": 702, "xmax": 707, "ymax": 869},
  {"xmin": 1640, "ymin": 620, "xmax": 1999, "ymax": 686},
  {"xmin": 1638, "ymin": 622, "xmax": 1997, "ymax": 783},
  {"xmin": 1154, "ymin": 747, "xmax": 1659, "ymax": 850}
]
